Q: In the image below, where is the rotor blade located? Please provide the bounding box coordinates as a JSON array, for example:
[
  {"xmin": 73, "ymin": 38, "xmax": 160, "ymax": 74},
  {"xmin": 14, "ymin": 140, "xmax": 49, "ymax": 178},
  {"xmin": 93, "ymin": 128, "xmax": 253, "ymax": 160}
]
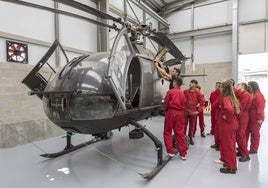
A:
[
  {"xmin": 0, "ymin": 0, "xmax": 117, "ymax": 29},
  {"xmin": 163, "ymin": 58, "xmax": 181, "ymax": 66},
  {"xmin": 149, "ymin": 32, "xmax": 185, "ymax": 61},
  {"xmin": 53, "ymin": 0, "xmax": 122, "ymax": 23}
]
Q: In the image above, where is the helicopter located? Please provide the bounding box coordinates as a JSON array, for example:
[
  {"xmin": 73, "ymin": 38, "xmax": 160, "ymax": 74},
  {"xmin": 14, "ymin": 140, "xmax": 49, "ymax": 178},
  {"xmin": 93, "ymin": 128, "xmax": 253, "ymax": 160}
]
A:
[{"xmin": 10, "ymin": 0, "xmax": 206, "ymax": 179}]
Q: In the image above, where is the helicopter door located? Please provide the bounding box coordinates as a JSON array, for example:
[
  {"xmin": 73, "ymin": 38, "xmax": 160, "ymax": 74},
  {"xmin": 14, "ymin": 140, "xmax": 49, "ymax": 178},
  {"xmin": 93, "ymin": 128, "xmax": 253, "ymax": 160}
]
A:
[{"xmin": 107, "ymin": 28, "xmax": 135, "ymax": 110}]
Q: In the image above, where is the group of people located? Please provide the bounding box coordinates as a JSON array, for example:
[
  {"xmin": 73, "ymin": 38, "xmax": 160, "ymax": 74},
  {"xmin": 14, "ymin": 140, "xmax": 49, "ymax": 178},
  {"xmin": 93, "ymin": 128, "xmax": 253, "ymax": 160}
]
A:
[
  {"xmin": 209, "ymin": 79, "xmax": 265, "ymax": 174},
  {"xmin": 156, "ymin": 63, "xmax": 266, "ymax": 174}
]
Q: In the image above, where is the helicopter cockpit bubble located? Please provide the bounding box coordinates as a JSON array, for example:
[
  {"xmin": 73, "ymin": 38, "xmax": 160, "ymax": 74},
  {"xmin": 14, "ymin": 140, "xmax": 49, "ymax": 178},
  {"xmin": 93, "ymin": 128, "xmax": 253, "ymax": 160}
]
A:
[{"xmin": 42, "ymin": 52, "xmax": 119, "ymax": 121}]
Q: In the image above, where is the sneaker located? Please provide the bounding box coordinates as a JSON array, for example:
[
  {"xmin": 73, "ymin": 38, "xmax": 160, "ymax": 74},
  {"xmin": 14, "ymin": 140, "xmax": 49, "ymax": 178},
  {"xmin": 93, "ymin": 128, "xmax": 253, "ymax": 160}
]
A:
[
  {"xmin": 239, "ymin": 156, "xmax": 250, "ymax": 162},
  {"xmin": 214, "ymin": 159, "xmax": 224, "ymax": 164},
  {"xmin": 236, "ymin": 152, "xmax": 242, "ymax": 157},
  {"xmin": 220, "ymin": 167, "xmax": 236, "ymax": 174},
  {"xmin": 249, "ymin": 150, "xmax": 257, "ymax": 154},
  {"xmin": 180, "ymin": 155, "xmax": 187, "ymax": 160},
  {"xmin": 201, "ymin": 133, "xmax": 206, "ymax": 138},
  {"xmin": 189, "ymin": 139, "xmax": 194, "ymax": 145},
  {"xmin": 167, "ymin": 153, "xmax": 175, "ymax": 157},
  {"xmin": 210, "ymin": 144, "xmax": 218, "ymax": 149}
]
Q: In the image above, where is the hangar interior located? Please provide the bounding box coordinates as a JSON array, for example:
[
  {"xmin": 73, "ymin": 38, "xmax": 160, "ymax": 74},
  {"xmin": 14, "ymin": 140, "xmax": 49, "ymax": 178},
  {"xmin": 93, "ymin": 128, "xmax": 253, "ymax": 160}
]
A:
[{"xmin": 0, "ymin": 0, "xmax": 268, "ymax": 187}]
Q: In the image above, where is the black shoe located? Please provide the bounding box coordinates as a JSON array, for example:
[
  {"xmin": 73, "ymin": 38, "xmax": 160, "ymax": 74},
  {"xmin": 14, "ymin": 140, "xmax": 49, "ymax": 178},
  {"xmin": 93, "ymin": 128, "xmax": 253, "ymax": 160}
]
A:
[
  {"xmin": 201, "ymin": 133, "xmax": 206, "ymax": 138},
  {"xmin": 210, "ymin": 144, "xmax": 218, "ymax": 149},
  {"xmin": 236, "ymin": 152, "xmax": 242, "ymax": 157},
  {"xmin": 239, "ymin": 156, "xmax": 250, "ymax": 162},
  {"xmin": 220, "ymin": 167, "xmax": 236, "ymax": 174},
  {"xmin": 215, "ymin": 147, "xmax": 220, "ymax": 151},
  {"xmin": 249, "ymin": 150, "xmax": 257, "ymax": 154},
  {"xmin": 189, "ymin": 139, "xmax": 194, "ymax": 145}
]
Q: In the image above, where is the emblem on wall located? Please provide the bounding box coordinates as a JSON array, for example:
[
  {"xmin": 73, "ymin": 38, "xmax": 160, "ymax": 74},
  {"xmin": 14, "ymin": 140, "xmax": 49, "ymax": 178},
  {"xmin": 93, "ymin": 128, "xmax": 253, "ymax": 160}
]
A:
[{"xmin": 6, "ymin": 40, "xmax": 28, "ymax": 63}]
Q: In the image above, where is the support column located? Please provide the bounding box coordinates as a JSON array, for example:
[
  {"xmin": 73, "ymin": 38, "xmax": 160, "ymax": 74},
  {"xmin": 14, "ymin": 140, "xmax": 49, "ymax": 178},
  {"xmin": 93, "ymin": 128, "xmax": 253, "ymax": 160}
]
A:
[
  {"xmin": 190, "ymin": 3, "xmax": 195, "ymax": 73},
  {"xmin": 54, "ymin": 2, "xmax": 60, "ymax": 67},
  {"xmin": 97, "ymin": 0, "xmax": 109, "ymax": 52},
  {"xmin": 232, "ymin": 0, "xmax": 239, "ymax": 83}
]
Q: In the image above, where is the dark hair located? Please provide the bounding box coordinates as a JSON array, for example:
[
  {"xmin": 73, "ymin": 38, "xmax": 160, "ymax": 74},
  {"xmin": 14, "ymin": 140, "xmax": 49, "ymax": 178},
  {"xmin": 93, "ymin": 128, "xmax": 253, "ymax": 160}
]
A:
[
  {"xmin": 190, "ymin": 79, "xmax": 198, "ymax": 85},
  {"xmin": 173, "ymin": 67, "xmax": 181, "ymax": 75},
  {"xmin": 248, "ymin": 81, "xmax": 261, "ymax": 94},
  {"xmin": 216, "ymin": 82, "xmax": 221, "ymax": 85},
  {"xmin": 230, "ymin": 78, "xmax": 235, "ymax": 86},
  {"xmin": 173, "ymin": 77, "xmax": 183, "ymax": 87},
  {"xmin": 225, "ymin": 78, "xmax": 234, "ymax": 86},
  {"xmin": 196, "ymin": 85, "xmax": 201, "ymax": 90},
  {"xmin": 240, "ymin": 82, "xmax": 247, "ymax": 89}
]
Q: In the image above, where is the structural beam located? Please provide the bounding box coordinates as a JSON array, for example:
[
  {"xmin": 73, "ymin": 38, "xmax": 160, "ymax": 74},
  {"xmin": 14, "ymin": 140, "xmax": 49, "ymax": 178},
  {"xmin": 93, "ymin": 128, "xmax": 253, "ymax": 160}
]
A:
[
  {"xmin": 128, "ymin": 0, "xmax": 169, "ymax": 28},
  {"xmin": 163, "ymin": 0, "xmax": 196, "ymax": 16},
  {"xmin": 97, "ymin": 0, "xmax": 109, "ymax": 52},
  {"xmin": 54, "ymin": 2, "xmax": 60, "ymax": 67},
  {"xmin": 168, "ymin": 24, "xmax": 232, "ymax": 40},
  {"xmin": 232, "ymin": 0, "xmax": 239, "ymax": 83}
]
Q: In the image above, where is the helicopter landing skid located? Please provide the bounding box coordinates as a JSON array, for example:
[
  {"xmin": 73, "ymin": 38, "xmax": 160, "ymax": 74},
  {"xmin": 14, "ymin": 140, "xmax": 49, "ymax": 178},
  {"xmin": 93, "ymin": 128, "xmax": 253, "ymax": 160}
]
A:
[
  {"xmin": 40, "ymin": 132, "xmax": 104, "ymax": 158},
  {"xmin": 129, "ymin": 120, "xmax": 172, "ymax": 179}
]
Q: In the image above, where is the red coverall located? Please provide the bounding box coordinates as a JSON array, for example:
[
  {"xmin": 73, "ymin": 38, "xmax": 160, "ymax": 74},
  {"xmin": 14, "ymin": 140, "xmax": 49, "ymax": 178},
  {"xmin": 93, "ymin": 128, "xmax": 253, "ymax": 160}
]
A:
[
  {"xmin": 218, "ymin": 97, "xmax": 238, "ymax": 170},
  {"xmin": 184, "ymin": 89, "xmax": 203, "ymax": 139},
  {"xmin": 164, "ymin": 87, "xmax": 187, "ymax": 157},
  {"xmin": 247, "ymin": 91, "xmax": 265, "ymax": 152},
  {"xmin": 212, "ymin": 97, "xmax": 221, "ymax": 148},
  {"xmin": 236, "ymin": 90, "xmax": 252, "ymax": 157},
  {"xmin": 194, "ymin": 94, "xmax": 207, "ymax": 135},
  {"xmin": 209, "ymin": 90, "xmax": 221, "ymax": 135}
]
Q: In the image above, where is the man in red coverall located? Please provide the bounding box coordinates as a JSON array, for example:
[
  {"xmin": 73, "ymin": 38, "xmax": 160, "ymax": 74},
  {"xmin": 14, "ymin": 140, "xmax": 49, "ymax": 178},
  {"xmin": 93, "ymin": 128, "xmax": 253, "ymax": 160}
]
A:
[
  {"xmin": 209, "ymin": 82, "xmax": 221, "ymax": 150},
  {"xmin": 184, "ymin": 79, "xmax": 203, "ymax": 145},
  {"xmin": 236, "ymin": 82, "xmax": 252, "ymax": 162},
  {"xmin": 194, "ymin": 85, "xmax": 206, "ymax": 138},
  {"xmin": 164, "ymin": 77, "xmax": 187, "ymax": 160},
  {"xmin": 247, "ymin": 81, "xmax": 265, "ymax": 154}
]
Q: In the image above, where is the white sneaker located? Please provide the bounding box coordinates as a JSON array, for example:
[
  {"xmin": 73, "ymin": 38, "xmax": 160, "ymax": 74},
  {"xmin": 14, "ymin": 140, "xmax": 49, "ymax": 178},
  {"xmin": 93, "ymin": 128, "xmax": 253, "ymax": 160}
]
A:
[
  {"xmin": 180, "ymin": 155, "xmax": 187, "ymax": 160},
  {"xmin": 214, "ymin": 159, "xmax": 224, "ymax": 164},
  {"xmin": 167, "ymin": 153, "xmax": 175, "ymax": 157}
]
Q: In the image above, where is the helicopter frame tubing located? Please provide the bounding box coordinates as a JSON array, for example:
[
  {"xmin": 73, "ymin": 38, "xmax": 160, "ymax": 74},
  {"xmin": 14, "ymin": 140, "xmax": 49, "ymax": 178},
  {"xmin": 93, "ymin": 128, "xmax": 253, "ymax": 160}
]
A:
[{"xmin": 129, "ymin": 120, "xmax": 173, "ymax": 179}]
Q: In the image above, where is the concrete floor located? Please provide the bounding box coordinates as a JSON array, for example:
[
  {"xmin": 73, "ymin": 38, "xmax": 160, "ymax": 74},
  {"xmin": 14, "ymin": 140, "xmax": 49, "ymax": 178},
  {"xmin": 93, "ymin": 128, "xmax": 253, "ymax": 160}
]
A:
[{"xmin": 0, "ymin": 116, "xmax": 268, "ymax": 188}]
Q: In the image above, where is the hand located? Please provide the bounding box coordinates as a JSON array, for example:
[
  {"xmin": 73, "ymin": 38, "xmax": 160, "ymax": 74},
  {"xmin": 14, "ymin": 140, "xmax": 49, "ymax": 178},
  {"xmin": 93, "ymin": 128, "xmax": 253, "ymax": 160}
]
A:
[
  {"xmin": 193, "ymin": 111, "xmax": 199, "ymax": 115},
  {"xmin": 222, "ymin": 114, "xmax": 226, "ymax": 120},
  {"xmin": 257, "ymin": 120, "xmax": 263, "ymax": 125}
]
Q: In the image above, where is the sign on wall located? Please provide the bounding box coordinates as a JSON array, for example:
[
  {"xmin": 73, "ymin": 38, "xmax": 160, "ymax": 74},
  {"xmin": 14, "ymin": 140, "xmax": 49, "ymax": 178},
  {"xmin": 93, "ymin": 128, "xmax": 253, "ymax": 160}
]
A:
[{"xmin": 6, "ymin": 40, "xmax": 28, "ymax": 64}]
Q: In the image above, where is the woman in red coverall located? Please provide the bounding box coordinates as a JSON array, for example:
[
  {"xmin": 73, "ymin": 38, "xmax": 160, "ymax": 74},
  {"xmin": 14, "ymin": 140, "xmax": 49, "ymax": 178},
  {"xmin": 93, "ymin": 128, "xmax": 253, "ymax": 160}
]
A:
[
  {"xmin": 217, "ymin": 81, "xmax": 240, "ymax": 174},
  {"xmin": 247, "ymin": 81, "xmax": 265, "ymax": 154},
  {"xmin": 236, "ymin": 83, "xmax": 252, "ymax": 162},
  {"xmin": 164, "ymin": 77, "xmax": 187, "ymax": 160}
]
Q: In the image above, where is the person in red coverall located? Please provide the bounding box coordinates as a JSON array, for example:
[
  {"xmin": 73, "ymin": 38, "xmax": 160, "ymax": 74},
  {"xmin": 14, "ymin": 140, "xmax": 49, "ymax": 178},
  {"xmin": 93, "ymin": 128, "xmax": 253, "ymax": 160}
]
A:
[
  {"xmin": 209, "ymin": 82, "xmax": 221, "ymax": 136},
  {"xmin": 193, "ymin": 85, "xmax": 207, "ymax": 138},
  {"xmin": 236, "ymin": 82, "xmax": 252, "ymax": 162},
  {"xmin": 184, "ymin": 79, "xmax": 203, "ymax": 145},
  {"xmin": 164, "ymin": 77, "xmax": 187, "ymax": 160},
  {"xmin": 246, "ymin": 81, "xmax": 265, "ymax": 154},
  {"xmin": 209, "ymin": 82, "xmax": 221, "ymax": 150},
  {"xmin": 217, "ymin": 81, "xmax": 240, "ymax": 174}
]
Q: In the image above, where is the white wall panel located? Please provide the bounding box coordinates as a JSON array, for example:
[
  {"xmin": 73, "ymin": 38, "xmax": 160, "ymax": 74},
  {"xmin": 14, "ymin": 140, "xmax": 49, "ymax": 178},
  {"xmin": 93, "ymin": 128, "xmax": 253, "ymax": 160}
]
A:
[
  {"xmin": 59, "ymin": 1, "xmax": 97, "ymax": 52},
  {"xmin": 239, "ymin": 23, "xmax": 265, "ymax": 54},
  {"xmin": 173, "ymin": 38, "xmax": 191, "ymax": 59},
  {"xmin": 194, "ymin": 34, "xmax": 232, "ymax": 64},
  {"xmin": 166, "ymin": 9, "xmax": 192, "ymax": 33},
  {"xmin": 109, "ymin": 0, "xmax": 124, "ymax": 11},
  {"xmin": 194, "ymin": 1, "xmax": 231, "ymax": 29},
  {"xmin": 239, "ymin": 0, "xmax": 266, "ymax": 22},
  {"xmin": 0, "ymin": 1, "xmax": 54, "ymax": 42},
  {"xmin": 0, "ymin": 38, "xmax": 6, "ymax": 63}
]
